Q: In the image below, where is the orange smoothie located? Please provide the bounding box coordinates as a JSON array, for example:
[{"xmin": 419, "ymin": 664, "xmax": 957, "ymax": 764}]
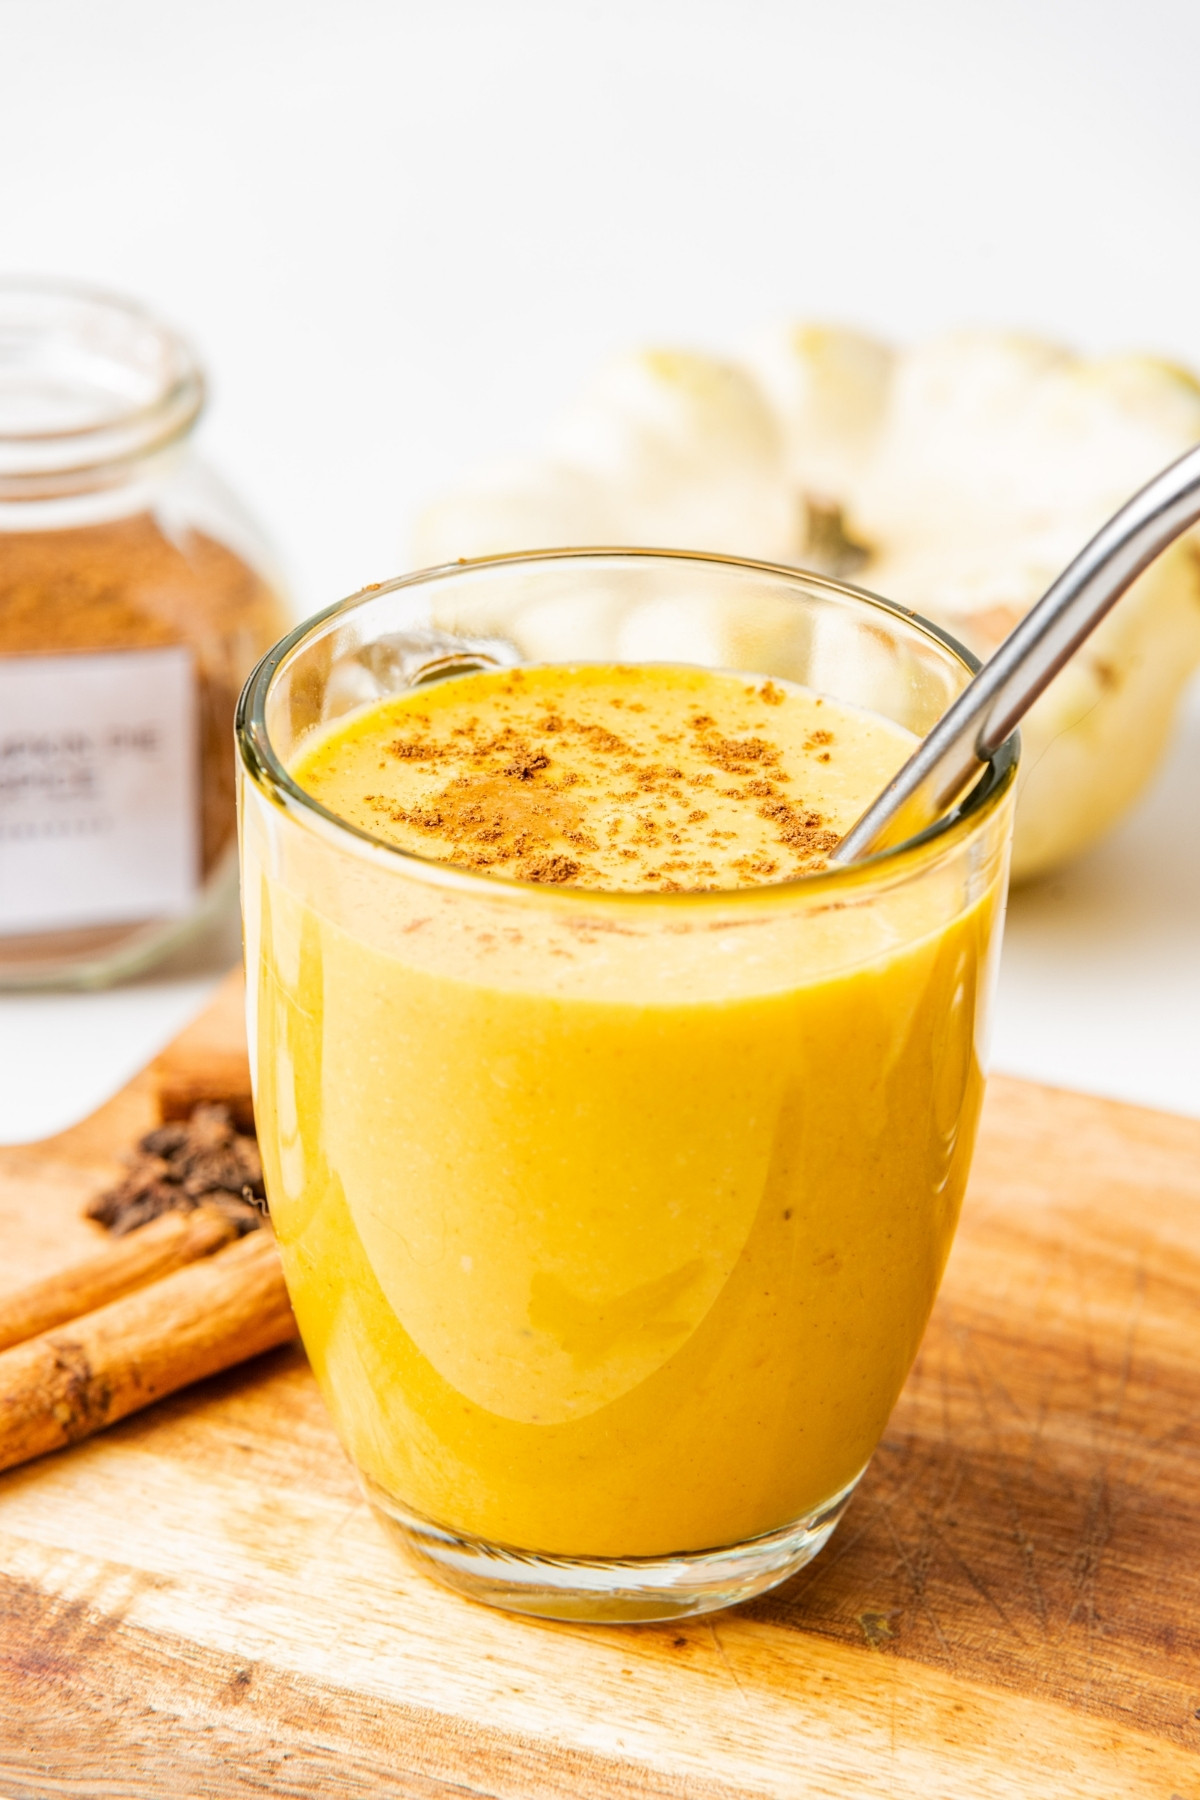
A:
[{"xmin": 248, "ymin": 663, "xmax": 1001, "ymax": 1558}]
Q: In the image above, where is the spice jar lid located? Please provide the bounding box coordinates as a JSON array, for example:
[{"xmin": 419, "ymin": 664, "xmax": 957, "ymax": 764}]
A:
[{"xmin": 0, "ymin": 278, "xmax": 205, "ymax": 499}]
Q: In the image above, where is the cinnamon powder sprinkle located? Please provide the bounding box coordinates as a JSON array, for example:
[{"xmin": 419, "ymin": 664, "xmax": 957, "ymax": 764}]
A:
[{"xmin": 294, "ymin": 664, "xmax": 913, "ymax": 894}]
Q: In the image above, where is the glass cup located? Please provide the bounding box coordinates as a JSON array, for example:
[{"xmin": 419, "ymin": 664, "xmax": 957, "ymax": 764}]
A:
[{"xmin": 237, "ymin": 549, "xmax": 1016, "ymax": 1623}]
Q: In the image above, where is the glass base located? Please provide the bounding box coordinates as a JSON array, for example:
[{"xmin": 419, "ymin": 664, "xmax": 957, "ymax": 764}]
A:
[{"xmin": 362, "ymin": 1467, "xmax": 866, "ymax": 1622}]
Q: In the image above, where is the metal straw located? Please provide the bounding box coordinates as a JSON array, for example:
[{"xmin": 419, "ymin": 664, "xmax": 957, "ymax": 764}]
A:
[{"xmin": 832, "ymin": 441, "xmax": 1200, "ymax": 864}]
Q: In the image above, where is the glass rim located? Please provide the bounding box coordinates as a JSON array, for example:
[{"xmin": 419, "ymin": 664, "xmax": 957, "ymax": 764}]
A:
[
  {"xmin": 0, "ymin": 277, "xmax": 205, "ymax": 496},
  {"xmin": 236, "ymin": 547, "xmax": 1018, "ymax": 910}
]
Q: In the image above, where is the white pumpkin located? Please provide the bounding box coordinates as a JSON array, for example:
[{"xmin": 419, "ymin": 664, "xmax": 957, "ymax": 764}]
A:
[{"xmin": 410, "ymin": 329, "xmax": 1200, "ymax": 880}]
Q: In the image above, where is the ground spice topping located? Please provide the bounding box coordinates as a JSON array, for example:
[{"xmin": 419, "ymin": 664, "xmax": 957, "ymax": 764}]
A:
[{"xmin": 295, "ymin": 663, "xmax": 915, "ymax": 895}]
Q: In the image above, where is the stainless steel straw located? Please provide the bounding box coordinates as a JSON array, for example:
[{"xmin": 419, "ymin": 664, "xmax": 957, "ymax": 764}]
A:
[{"xmin": 832, "ymin": 442, "xmax": 1200, "ymax": 864}]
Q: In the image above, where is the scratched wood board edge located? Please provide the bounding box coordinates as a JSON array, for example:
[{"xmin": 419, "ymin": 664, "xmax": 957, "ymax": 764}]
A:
[
  {"xmin": 1, "ymin": 1541, "xmax": 1194, "ymax": 1800},
  {"xmin": 0, "ymin": 975, "xmax": 1198, "ymax": 1799}
]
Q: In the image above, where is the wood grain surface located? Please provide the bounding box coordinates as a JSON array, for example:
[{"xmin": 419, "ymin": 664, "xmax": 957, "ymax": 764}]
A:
[{"xmin": 0, "ymin": 971, "xmax": 1198, "ymax": 1799}]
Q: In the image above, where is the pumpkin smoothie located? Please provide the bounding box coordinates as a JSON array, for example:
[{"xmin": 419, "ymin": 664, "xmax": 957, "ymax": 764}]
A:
[{"xmin": 248, "ymin": 661, "xmax": 1003, "ymax": 1558}]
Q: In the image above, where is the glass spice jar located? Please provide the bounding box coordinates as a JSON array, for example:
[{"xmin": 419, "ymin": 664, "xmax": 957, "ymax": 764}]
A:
[{"xmin": 0, "ymin": 278, "xmax": 290, "ymax": 987}]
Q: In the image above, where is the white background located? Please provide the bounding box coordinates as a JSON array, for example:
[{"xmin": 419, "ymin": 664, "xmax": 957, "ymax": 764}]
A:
[{"xmin": 0, "ymin": 0, "xmax": 1197, "ymax": 1136}]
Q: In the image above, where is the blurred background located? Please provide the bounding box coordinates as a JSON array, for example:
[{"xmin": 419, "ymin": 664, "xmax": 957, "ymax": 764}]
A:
[{"xmin": 1, "ymin": 0, "xmax": 1197, "ymax": 1131}]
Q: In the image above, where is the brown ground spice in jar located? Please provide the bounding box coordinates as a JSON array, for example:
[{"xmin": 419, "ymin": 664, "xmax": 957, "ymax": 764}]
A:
[{"xmin": 0, "ymin": 513, "xmax": 287, "ymax": 966}]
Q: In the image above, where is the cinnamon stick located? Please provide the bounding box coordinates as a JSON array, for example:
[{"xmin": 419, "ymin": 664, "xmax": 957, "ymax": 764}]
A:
[
  {"xmin": 0, "ymin": 1230, "xmax": 297, "ymax": 1474},
  {"xmin": 150, "ymin": 969, "xmax": 255, "ymax": 1133},
  {"xmin": 0, "ymin": 1205, "xmax": 238, "ymax": 1353}
]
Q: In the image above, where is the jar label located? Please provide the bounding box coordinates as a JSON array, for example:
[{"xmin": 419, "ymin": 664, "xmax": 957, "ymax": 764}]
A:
[{"xmin": 0, "ymin": 647, "xmax": 200, "ymax": 935}]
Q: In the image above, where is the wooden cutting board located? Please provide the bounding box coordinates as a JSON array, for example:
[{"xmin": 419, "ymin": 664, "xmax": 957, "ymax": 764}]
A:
[{"xmin": 1, "ymin": 973, "xmax": 1198, "ymax": 1800}]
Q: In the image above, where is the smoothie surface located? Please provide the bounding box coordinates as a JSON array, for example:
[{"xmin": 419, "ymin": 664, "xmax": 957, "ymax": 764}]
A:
[{"xmin": 293, "ymin": 663, "xmax": 914, "ymax": 892}]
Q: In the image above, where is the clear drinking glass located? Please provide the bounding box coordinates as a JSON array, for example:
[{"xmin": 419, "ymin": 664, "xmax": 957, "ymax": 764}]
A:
[{"xmin": 237, "ymin": 549, "xmax": 1016, "ymax": 1623}]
